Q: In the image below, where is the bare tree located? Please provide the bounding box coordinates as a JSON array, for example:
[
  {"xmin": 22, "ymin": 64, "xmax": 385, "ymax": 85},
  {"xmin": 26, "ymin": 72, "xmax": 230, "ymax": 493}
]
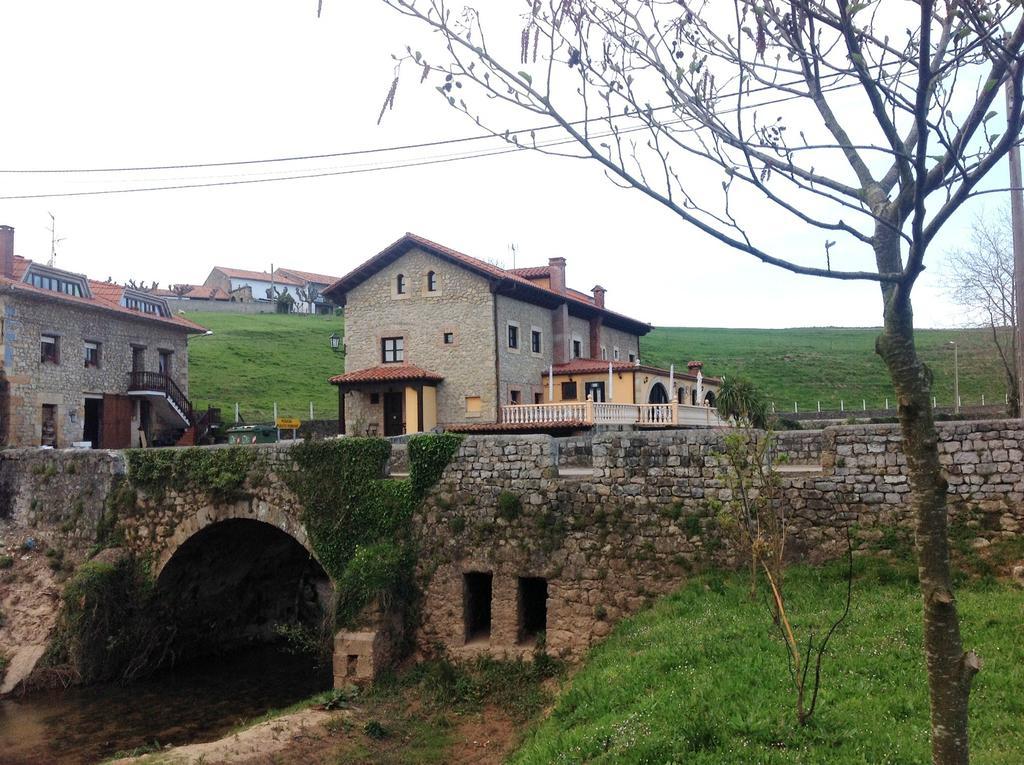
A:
[
  {"xmin": 945, "ymin": 211, "xmax": 1018, "ymax": 416},
  {"xmin": 170, "ymin": 283, "xmax": 194, "ymax": 298},
  {"xmin": 372, "ymin": 2, "xmax": 1024, "ymax": 761},
  {"xmin": 297, "ymin": 284, "xmax": 321, "ymax": 314}
]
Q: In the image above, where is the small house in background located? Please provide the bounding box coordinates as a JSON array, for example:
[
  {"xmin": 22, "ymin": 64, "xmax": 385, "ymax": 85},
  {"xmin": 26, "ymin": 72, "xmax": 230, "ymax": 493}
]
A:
[
  {"xmin": 323, "ymin": 233, "xmax": 722, "ymax": 437},
  {"xmin": 0, "ymin": 225, "xmax": 208, "ymax": 449},
  {"xmin": 203, "ymin": 266, "xmax": 340, "ymax": 314}
]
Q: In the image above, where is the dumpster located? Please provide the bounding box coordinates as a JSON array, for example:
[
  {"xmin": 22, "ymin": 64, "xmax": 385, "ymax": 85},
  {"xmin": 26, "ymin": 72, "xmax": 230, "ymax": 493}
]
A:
[{"xmin": 225, "ymin": 424, "xmax": 278, "ymax": 445}]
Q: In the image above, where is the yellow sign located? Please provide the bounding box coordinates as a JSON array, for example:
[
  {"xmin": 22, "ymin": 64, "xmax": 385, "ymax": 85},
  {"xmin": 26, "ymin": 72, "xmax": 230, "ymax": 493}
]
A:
[{"xmin": 276, "ymin": 418, "xmax": 301, "ymax": 429}]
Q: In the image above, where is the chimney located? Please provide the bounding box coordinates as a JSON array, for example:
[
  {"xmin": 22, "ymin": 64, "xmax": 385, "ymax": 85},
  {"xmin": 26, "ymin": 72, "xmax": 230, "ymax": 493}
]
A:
[
  {"xmin": 687, "ymin": 361, "xmax": 704, "ymax": 373},
  {"xmin": 0, "ymin": 226, "xmax": 13, "ymax": 279},
  {"xmin": 592, "ymin": 285, "xmax": 606, "ymax": 308},
  {"xmin": 548, "ymin": 256, "xmax": 566, "ymax": 294}
]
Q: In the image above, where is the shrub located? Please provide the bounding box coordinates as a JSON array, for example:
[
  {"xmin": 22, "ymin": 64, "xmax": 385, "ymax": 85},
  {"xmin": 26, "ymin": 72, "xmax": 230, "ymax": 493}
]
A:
[
  {"xmin": 497, "ymin": 491, "xmax": 521, "ymax": 521},
  {"xmin": 0, "ymin": 555, "xmax": 13, "ymax": 569}
]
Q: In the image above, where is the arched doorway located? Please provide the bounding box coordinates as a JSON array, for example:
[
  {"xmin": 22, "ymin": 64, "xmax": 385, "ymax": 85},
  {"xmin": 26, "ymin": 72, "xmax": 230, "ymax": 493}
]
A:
[
  {"xmin": 677, "ymin": 387, "xmax": 686, "ymax": 404},
  {"xmin": 156, "ymin": 519, "xmax": 333, "ymax": 665},
  {"xmin": 648, "ymin": 382, "xmax": 669, "ymax": 404},
  {"xmin": 704, "ymin": 391, "xmax": 717, "ymax": 406}
]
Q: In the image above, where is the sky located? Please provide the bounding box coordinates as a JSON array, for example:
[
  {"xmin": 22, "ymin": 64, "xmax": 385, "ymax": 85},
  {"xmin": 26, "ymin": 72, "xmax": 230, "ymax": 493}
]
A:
[{"xmin": 0, "ymin": 1, "xmax": 1013, "ymax": 329}]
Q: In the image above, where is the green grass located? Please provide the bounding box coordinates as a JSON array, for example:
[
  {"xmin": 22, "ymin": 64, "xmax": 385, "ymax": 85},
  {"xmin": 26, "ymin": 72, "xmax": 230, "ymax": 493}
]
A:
[
  {"xmin": 510, "ymin": 560, "xmax": 1023, "ymax": 764},
  {"xmin": 182, "ymin": 312, "xmax": 1008, "ymax": 422},
  {"xmin": 184, "ymin": 311, "xmax": 344, "ymax": 422},
  {"xmin": 642, "ymin": 326, "xmax": 1010, "ymax": 412}
]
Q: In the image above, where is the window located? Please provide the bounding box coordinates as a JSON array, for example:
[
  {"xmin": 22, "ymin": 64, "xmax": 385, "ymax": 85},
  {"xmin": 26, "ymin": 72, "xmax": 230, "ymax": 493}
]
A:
[
  {"xmin": 84, "ymin": 341, "xmax": 100, "ymax": 369},
  {"xmin": 40, "ymin": 334, "xmax": 59, "ymax": 364},
  {"xmin": 507, "ymin": 323, "xmax": 519, "ymax": 350},
  {"xmin": 601, "ymin": 346, "xmax": 607, "ymax": 360},
  {"xmin": 572, "ymin": 339, "xmax": 582, "ymax": 359},
  {"xmin": 396, "ymin": 274, "xmax": 406, "ymax": 294},
  {"xmin": 443, "ymin": 331, "xmax": 454, "ymax": 345},
  {"xmin": 561, "ymin": 381, "xmax": 577, "ymax": 400},
  {"xmin": 123, "ymin": 296, "xmax": 167, "ymax": 316},
  {"xmin": 517, "ymin": 577, "xmax": 548, "ymax": 644},
  {"xmin": 427, "ymin": 271, "xmax": 438, "ymax": 292},
  {"xmin": 28, "ymin": 272, "xmax": 84, "ymax": 297},
  {"xmin": 158, "ymin": 350, "xmax": 173, "ymax": 376},
  {"xmin": 465, "ymin": 396, "xmax": 482, "ymax": 416},
  {"xmin": 132, "ymin": 346, "xmax": 146, "ymax": 373},
  {"xmin": 510, "ymin": 389, "xmax": 522, "ymax": 405},
  {"xmin": 628, "ymin": 352, "xmax": 636, "ymax": 363},
  {"xmin": 464, "ymin": 572, "xmax": 493, "ymax": 643},
  {"xmin": 531, "ymin": 329, "xmax": 542, "ymax": 354},
  {"xmin": 370, "ymin": 393, "xmax": 380, "ymax": 405},
  {"xmin": 534, "ymin": 392, "xmax": 544, "ymax": 404},
  {"xmin": 613, "ymin": 347, "xmax": 620, "ymax": 361},
  {"xmin": 381, "ymin": 337, "xmax": 404, "ymax": 363}
]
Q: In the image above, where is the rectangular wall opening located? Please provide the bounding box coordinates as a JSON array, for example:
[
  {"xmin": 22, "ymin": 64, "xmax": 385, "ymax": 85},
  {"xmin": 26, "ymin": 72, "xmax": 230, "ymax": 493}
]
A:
[
  {"xmin": 463, "ymin": 572, "xmax": 493, "ymax": 644},
  {"xmin": 517, "ymin": 577, "xmax": 548, "ymax": 644}
]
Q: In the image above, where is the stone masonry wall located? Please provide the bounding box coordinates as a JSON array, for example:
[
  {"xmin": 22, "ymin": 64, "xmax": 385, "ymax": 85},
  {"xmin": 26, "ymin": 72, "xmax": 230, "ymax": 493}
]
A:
[
  {"xmin": 342, "ymin": 247, "xmax": 498, "ymax": 429},
  {"xmin": 495, "ymin": 294, "xmax": 552, "ymax": 407},
  {"xmin": 0, "ymin": 293, "xmax": 191, "ymax": 448},
  {"xmin": 413, "ymin": 421, "xmax": 1024, "ymax": 661}
]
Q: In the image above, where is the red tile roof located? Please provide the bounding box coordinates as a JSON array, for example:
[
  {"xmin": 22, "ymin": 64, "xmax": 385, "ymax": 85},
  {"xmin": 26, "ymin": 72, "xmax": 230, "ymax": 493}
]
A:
[
  {"xmin": 507, "ymin": 265, "xmax": 551, "ymax": 279},
  {"xmin": 323, "ymin": 233, "xmax": 650, "ymax": 336},
  {"xmin": 212, "ymin": 266, "xmax": 305, "ymax": 287},
  {"xmin": 329, "ymin": 364, "xmax": 444, "ymax": 385},
  {"xmin": 544, "ymin": 359, "xmax": 637, "ymax": 375},
  {"xmin": 276, "ymin": 267, "xmax": 342, "ymax": 285},
  {"xmin": 0, "ymin": 257, "xmax": 205, "ymax": 333}
]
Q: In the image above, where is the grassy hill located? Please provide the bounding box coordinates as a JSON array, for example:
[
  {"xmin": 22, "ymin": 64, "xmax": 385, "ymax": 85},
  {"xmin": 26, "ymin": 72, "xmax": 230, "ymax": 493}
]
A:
[
  {"xmin": 643, "ymin": 326, "xmax": 1010, "ymax": 412},
  {"xmin": 182, "ymin": 312, "xmax": 1010, "ymax": 421},
  {"xmin": 510, "ymin": 559, "xmax": 1023, "ymax": 764},
  {"xmin": 184, "ymin": 311, "xmax": 344, "ymax": 422}
]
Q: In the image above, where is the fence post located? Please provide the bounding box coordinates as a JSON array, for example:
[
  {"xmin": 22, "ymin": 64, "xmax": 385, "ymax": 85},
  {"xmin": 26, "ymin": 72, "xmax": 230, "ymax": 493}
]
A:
[
  {"xmin": 885, "ymin": 397, "xmax": 889, "ymax": 410},
  {"xmin": 274, "ymin": 402, "xmax": 280, "ymax": 441},
  {"xmin": 585, "ymin": 395, "xmax": 595, "ymax": 424},
  {"xmin": 794, "ymin": 401, "xmax": 798, "ymax": 413},
  {"xmin": 982, "ymin": 394, "xmax": 985, "ymax": 406},
  {"xmin": 817, "ymin": 401, "xmax": 821, "ymax": 412},
  {"xmin": 840, "ymin": 399, "xmax": 844, "ymax": 412},
  {"xmin": 862, "ymin": 399, "xmax": 866, "ymax": 411},
  {"xmin": 235, "ymin": 403, "xmax": 240, "ymax": 423},
  {"xmin": 933, "ymin": 397, "xmax": 937, "ymax": 408},
  {"xmin": 310, "ymin": 401, "xmax": 314, "ymax": 420}
]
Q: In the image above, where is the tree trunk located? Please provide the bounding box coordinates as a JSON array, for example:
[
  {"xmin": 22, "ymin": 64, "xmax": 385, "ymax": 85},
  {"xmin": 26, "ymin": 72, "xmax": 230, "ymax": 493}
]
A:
[{"xmin": 875, "ymin": 256, "xmax": 980, "ymax": 764}]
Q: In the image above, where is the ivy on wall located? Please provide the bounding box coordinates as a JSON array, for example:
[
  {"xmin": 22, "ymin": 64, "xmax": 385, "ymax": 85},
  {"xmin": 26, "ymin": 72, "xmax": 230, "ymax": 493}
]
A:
[
  {"xmin": 126, "ymin": 447, "xmax": 257, "ymax": 503},
  {"xmin": 286, "ymin": 434, "xmax": 461, "ymax": 627}
]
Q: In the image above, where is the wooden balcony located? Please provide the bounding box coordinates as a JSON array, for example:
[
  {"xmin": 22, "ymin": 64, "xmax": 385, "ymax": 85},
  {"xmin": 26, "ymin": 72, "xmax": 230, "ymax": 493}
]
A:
[{"xmin": 500, "ymin": 400, "xmax": 727, "ymax": 428}]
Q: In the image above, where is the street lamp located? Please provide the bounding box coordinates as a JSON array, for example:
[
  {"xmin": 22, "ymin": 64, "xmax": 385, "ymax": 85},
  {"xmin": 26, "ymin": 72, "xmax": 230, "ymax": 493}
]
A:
[
  {"xmin": 329, "ymin": 332, "xmax": 341, "ymax": 352},
  {"xmin": 948, "ymin": 341, "xmax": 960, "ymax": 414}
]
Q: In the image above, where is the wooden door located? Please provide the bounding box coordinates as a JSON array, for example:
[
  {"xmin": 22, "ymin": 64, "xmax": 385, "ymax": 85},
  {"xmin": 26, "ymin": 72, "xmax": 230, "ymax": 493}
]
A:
[
  {"xmin": 383, "ymin": 392, "xmax": 404, "ymax": 437},
  {"xmin": 101, "ymin": 394, "xmax": 134, "ymax": 448}
]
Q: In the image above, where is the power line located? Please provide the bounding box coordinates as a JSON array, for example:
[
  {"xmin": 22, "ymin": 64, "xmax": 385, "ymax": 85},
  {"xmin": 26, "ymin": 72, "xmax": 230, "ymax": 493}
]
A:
[
  {"xmin": 0, "ymin": 74, "xmax": 845, "ymax": 175},
  {"xmin": 0, "ymin": 79, "xmax": 862, "ymax": 200}
]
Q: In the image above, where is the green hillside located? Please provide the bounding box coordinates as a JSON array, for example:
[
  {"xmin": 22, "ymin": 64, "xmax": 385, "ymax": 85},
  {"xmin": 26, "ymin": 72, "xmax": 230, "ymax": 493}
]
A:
[
  {"xmin": 510, "ymin": 560, "xmax": 1023, "ymax": 764},
  {"xmin": 643, "ymin": 326, "xmax": 1010, "ymax": 412},
  {"xmin": 184, "ymin": 311, "xmax": 344, "ymax": 422},
  {"xmin": 183, "ymin": 312, "xmax": 1010, "ymax": 422}
]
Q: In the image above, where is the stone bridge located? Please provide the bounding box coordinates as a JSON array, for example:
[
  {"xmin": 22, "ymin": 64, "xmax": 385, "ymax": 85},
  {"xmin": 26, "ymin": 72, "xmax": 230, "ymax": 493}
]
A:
[{"xmin": 1, "ymin": 420, "xmax": 1022, "ymax": 694}]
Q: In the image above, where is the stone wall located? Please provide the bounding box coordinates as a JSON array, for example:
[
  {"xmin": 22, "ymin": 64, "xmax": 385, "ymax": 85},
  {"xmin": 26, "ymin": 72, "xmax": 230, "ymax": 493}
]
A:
[
  {"xmin": 413, "ymin": 420, "xmax": 1024, "ymax": 661},
  {"xmin": 0, "ymin": 293, "xmax": 191, "ymax": 448},
  {"xmin": 495, "ymin": 294, "xmax": 552, "ymax": 407},
  {"xmin": 342, "ymin": 247, "xmax": 498, "ymax": 428}
]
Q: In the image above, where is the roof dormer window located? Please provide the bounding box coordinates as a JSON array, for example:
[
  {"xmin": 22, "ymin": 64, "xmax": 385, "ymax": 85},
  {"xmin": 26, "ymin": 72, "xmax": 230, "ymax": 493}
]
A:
[
  {"xmin": 24, "ymin": 265, "xmax": 89, "ymax": 299},
  {"xmin": 122, "ymin": 289, "xmax": 170, "ymax": 317}
]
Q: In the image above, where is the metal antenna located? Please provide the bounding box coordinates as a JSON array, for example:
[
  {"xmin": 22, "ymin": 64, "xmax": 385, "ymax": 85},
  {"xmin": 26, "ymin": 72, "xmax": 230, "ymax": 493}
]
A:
[{"xmin": 46, "ymin": 212, "xmax": 66, "ymax": 267}]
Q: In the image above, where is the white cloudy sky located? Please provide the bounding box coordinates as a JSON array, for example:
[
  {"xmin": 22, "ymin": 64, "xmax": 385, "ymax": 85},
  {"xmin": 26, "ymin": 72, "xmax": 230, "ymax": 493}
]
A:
[{"xmin": 0, "ymin": 1, "xmax": 1010, "ymax": 328}]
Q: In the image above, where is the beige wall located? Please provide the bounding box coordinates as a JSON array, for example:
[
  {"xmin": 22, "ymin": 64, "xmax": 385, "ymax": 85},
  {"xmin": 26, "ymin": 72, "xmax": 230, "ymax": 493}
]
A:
[
  {"xmin": 548, "ymin": 370, "xmax": 636, "ymax": 403},
  {"xmin": 342, "ymin": 247, "xmax": 498, "ymax": 428}
]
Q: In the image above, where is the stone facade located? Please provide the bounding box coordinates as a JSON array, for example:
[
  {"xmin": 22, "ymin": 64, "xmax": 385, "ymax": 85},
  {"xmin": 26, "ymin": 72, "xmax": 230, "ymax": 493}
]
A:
[
  {"xmin": 413, "ymin": 420, "xmax": 1024, "ymax": 660},
  {"xmin": 495, "ymin": 294, "xmax": 553, "ymax": 406},
  {"xmin": 342, "ymin": 247, "xmax": 498, "ymax": 430},
  {"xmin": 3, "ymin": 421, "xmax": 1024, "ymax": 682},
  {"xmin": 0, "ymin": 292, "xmax": 191, "ymax": 448}
]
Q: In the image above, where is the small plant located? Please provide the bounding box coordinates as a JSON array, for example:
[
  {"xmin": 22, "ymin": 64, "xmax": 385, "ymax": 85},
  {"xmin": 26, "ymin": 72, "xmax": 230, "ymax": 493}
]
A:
[
  {"xmin": 0, "ymin": 555, "xmax": 13, "ymax": 569},
  {"xmin": 594, "ymin": 605, "xmax": 607, "ymax": 620},
  {"xmin": 683, "ymin": 514, "xmax": 702, "ymax": 537},
  {"xmin": 363, "ymin": 720, "xmax": 388, "ymax": 740},
  {"xmin": 497, "ymin": 490, "xmax": 521, "ymax": 521},
  {"xmin": 448, "ymin": 516, "xmax": 466, "ymax": 534}
]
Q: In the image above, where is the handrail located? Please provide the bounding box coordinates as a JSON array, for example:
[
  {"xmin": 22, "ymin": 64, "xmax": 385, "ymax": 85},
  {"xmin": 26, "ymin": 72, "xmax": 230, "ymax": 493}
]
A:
[
  {"xmin": 127, "ymin": 371, "xmax": 194, "ymax": 426},
  {"xmin": 499, "ymin": 400, "xmax": 727, "ymax": 428}
]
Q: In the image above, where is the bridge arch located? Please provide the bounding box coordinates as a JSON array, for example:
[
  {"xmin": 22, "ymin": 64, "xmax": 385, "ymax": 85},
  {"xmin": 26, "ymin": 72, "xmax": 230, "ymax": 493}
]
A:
[{"xmin": 154, "ymin": 500, "xmax": 316, "ymax": 579}]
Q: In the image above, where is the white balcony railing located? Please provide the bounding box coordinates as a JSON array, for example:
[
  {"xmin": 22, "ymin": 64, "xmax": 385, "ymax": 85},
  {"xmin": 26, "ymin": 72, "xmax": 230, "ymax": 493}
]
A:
[{"xmin": 499, "ymin": 400, "xmax": 728, "ymax": 428}]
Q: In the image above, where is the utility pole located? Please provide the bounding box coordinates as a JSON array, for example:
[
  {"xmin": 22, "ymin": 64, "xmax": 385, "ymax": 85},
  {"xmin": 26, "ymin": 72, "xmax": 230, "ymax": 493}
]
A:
[{"xmin": 1007, "ymin": 81, "xmax": 1024, "ymax": 418}]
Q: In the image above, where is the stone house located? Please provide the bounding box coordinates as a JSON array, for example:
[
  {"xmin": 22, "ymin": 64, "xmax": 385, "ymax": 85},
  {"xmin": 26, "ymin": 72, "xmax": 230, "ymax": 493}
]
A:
[
  {"xmin": 0, "ymin": 225, "xmax": 206, "ymax": 449},
  {"xmin": 323, "ymin": 233, "xmax": 721, "ymax": 436},
  {"xmin": 204, "ymin": 266, "xmax": 340, "ymax": 314}
]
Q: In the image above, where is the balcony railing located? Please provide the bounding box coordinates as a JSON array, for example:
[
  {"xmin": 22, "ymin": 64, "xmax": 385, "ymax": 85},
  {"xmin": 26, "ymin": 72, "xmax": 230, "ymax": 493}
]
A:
[{"xmin": 500, "ymin": 400, "xmax": 727, "ymax": 428}]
